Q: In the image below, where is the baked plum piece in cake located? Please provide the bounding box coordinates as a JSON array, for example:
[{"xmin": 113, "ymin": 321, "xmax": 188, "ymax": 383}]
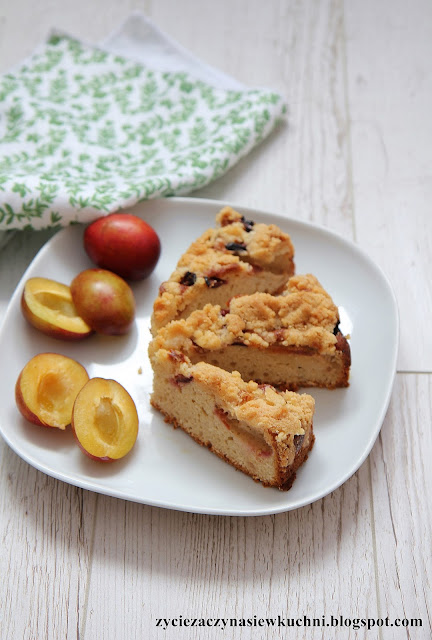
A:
[
  {"xmin": 150, "ymin": 274, "xmax": 351, "ymax": 390},
  {"xmin": 150, "ymin": 206, "xmax": 295, "ymax": 334},
  {"xmin": 148, "ymin": 347, "xmax": 315, "ymax": 490}
]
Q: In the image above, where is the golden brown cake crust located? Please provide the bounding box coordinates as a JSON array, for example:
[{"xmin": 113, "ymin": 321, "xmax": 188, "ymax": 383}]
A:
[
  {"xmin": 151, "ymin": 397, "xmax": 315, "ymax": 490},
  {"xmin": 277, "ymin": 432, "xmax": 315, "ymax": 490}
]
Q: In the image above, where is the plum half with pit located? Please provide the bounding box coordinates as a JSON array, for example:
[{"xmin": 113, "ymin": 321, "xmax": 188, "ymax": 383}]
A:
[
  {"xmin": 84, "ymin": 213, "xmax": 161, "ymax": 281},
  {"xmin": 70, "ymin": 268, "xmax": 135, "ymax": 335},
  {"xmin": 71, "ymin": 377, "xmax": 139, "ymax": 461},
  {"xmin": 15, "ymin": 353, "xmax": 90, "ymax": 429}
]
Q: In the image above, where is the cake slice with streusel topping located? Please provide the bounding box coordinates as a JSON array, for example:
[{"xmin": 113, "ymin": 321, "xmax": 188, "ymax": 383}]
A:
[
  {"xmin": 148, "ymin": 346, "xmax": 315, "ymax": 490},
  {"xmin": 150, "ymin": 274, "xmax": 351, "ymax": 390},
  {"xmin": 150, "ymin": 206, "xmax": 295, "ymax": 335}
]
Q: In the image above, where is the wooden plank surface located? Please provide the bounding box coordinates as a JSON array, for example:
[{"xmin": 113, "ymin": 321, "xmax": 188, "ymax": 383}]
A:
[
  {"xmin": 370, "ymin": 374, "xmax": 432, "ymax": 637},
  {"xmin": 192, "ymin": 0, "xmax": 355, "ymax": 239},
  {"xmin": 0, "ymin": 1, "xmax": 430, "ymax": 639},
  {"xmin": 83, "ymin": 464, "xmax": 375, "ymax": 640},
  {"xmin": 345, "ymin": 0, "xmax": 432, "ymax": 371},
  {"xmin": 0, "ymin": 449, "xmax": 97, "ymax": 639}
]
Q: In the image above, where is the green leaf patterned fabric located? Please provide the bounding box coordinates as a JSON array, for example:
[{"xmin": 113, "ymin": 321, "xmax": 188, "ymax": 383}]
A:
[{"xmin": 0, "ymin": 33, "xmax": 286, "ymax": 230}]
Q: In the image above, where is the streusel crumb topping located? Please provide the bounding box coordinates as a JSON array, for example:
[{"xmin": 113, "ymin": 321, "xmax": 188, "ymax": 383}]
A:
[
  {"xmin": 152, "ymin": 274, "xmax": 340, "ymax": 355},
  {"xmin": 151, "ymin": 206, "xmax": 295, "ymax": 331},
  {"xmin": 178, "ymin": 206, "xmax": 294, "ymax": 273}
]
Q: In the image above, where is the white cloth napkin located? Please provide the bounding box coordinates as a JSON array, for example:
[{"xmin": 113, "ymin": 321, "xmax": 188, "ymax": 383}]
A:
[{"xmin": 0, "ymin": 14, "xmax": 286, "ymax": 231}]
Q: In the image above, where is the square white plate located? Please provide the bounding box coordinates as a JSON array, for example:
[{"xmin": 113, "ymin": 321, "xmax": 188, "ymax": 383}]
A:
[{"xmin": 0, "ymin": 197, "xmax": 398, "ymax": 515}]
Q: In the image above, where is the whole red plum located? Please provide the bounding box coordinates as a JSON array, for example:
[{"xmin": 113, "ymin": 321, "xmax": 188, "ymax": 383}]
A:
[{"xmin": 84, "ymin": 213, "xmax": 161, "ymax": 281}]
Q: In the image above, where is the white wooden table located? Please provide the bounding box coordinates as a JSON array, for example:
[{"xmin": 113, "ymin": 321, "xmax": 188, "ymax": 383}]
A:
[{"xmin": 0, "ymin": 2, "xmax": 431, "ymax": 638}]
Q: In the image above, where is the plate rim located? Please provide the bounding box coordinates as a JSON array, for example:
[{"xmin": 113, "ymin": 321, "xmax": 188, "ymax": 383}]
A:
[{"xmin": 0, "ymin": 196, "xmax": 399, "ymax": 516}]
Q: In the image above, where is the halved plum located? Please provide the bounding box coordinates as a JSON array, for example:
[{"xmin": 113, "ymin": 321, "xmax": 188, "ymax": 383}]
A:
[
  {"xmin": 71, "ymin": 378, "xmax": 139, "ymax": 461},
  {"xmin": 21, "ymin": 277, "xmax": 93, "ymax": 340},
  {"xmin": 15, "ymin": 353, "xmax": 90, "ymax": 429}
]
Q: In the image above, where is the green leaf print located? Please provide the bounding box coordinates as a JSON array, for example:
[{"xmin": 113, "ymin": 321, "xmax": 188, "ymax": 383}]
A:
[
  {"xmin": 0, "ymin": 33, "xmax": 286, "ymax": 230},
  {"xmin": 48, "ymin": 34, "xmax": 62, "ymax": 46},
  {"xmin": 32, "ymin": 50, "xmax": 64, "ymax": 73},
  {"xmin": 189, "ymin": 118, "xmax": 208, "ymax": 147},
  {"xmin": 0, "ymin": 75, "xmax": 19, "ymax": 102},
  {"xmin": 97, "ymin": 121, "xmax": 117, "ymax": 149},
  {"xmin": 1, "ymin": 103, "xmax": 24, "ymax": 142},
  {"xmin": 48, "ymin": 71, "xmax": 68, "ymax": 103},
  {"xmin": 50, "ymin": 211, "xmax": 61, "ymax": 223},
  {"xmin": 12, "ymin": 182, "xmax": 29, "ymax": 197}
]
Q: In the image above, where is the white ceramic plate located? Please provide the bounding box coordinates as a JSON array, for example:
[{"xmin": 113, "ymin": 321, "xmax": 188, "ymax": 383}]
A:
[{"xmin": 0, "ymin": 198, "xmax": 398, "ymax": 516}]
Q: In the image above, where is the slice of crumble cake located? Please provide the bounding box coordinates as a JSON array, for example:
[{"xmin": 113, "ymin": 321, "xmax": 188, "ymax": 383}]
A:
[
  {"xmin": 150, "ymin": 274, "xmax": 351, "ymax": 390},
  {"xmin": 151, "ymin": 206, "xmax": 295, "ymax": 334},
  {"xmin": 148, "ymin": 346, "xmax": 315, "ymax": 490}
]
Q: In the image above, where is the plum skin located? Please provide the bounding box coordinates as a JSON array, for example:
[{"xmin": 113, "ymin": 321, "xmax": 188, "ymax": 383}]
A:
[
  {"xmin": 84, "ymin": 213, "xmax": 161, "ymax": 281},
  {"xmin": 15, "ymin": 371, "xmax": 48, "ymax": 427},
  {"xmin": 71, "ymin": 431, "xmax": 115, "ymax": 462},
  {"xmin": 70, "ymin": 269, "xmax": 136, "ymax": 335}
]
